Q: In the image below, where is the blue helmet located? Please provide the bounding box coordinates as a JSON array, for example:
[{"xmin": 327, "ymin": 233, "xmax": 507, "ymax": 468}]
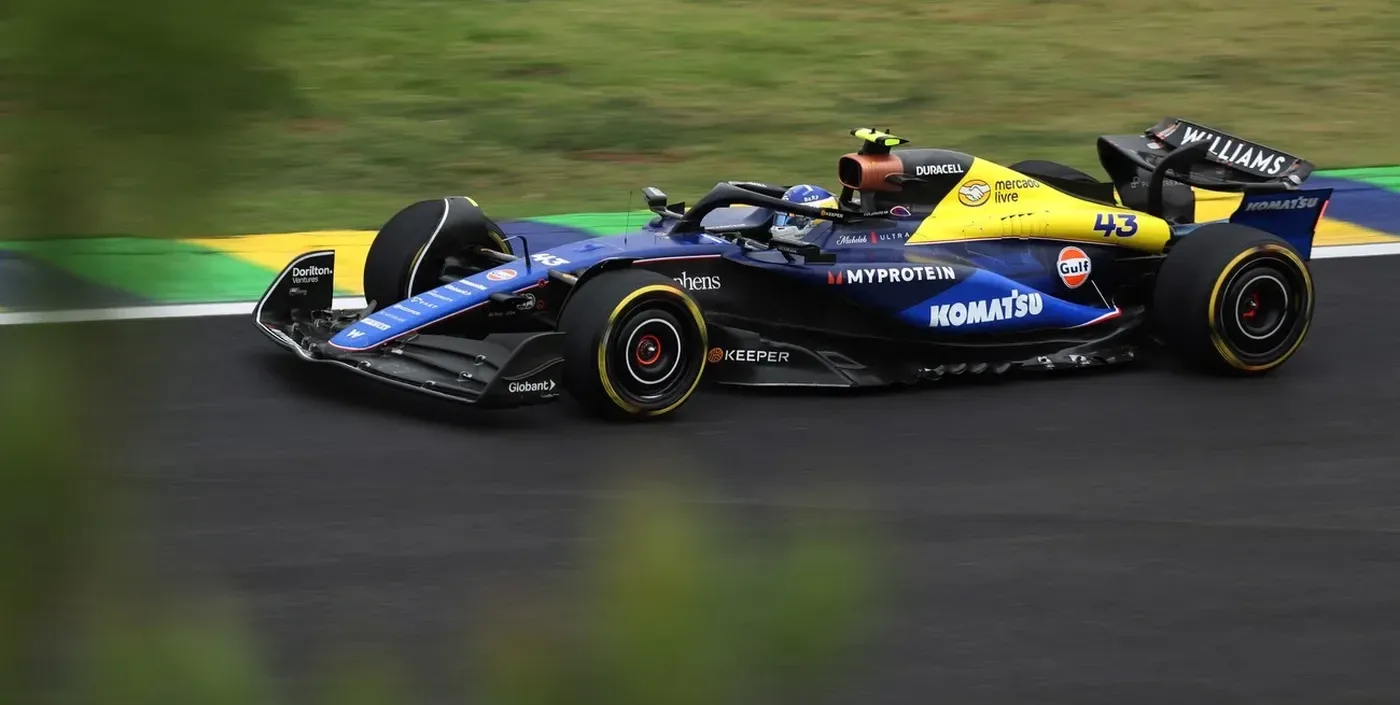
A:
[{"xmin": 771, "ymin": 184, "xmax": 838, "ymax": 237}]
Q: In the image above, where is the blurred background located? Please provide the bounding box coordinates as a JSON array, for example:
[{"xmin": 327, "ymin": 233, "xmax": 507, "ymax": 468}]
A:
[{"xmin": 3, "ymin": 0, "xmax": 1399, "ymax": 703}]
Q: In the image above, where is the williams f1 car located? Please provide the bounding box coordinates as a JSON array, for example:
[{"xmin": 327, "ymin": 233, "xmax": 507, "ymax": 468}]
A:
[{"xmin": 254, "ymin": 118, "xmax": 1327, "ymax": 420}]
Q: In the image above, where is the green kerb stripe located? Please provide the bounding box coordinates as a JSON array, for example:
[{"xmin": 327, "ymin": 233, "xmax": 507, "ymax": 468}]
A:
[
  {"xmin": 1319, "ymin": 167, "xmax": 1400, "ymax": 193},
  {"xmin": 0, "ymin": 238, "xmax": 287, "ymax": 303}
]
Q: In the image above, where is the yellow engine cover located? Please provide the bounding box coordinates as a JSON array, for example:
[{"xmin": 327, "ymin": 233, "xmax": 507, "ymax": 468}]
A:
[{"xmin": 907, "ymin": 159, "xmax": 1173, "ymax": 254}]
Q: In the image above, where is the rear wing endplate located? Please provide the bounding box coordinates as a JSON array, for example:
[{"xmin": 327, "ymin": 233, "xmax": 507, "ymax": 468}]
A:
[{"xmin": 1228, "ymin": 188, "xmax": 1333, "ymax": 260}]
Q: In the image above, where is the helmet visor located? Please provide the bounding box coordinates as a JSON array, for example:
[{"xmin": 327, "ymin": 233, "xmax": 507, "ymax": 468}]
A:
[{"xmin": 772, "ymin": 212, "xmax": 812, "ymax": 230}]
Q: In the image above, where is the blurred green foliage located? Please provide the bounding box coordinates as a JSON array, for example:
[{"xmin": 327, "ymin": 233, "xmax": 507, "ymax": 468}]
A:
[
  {"xmin": 0, "ymin": 331, "xmax": 106, "ymax": 700},
  {"xmin": 1, "ymin": 0, "xmax": 305, "ymax": 695},
  {"xmin": 472, "ymin": 485, "xmax": 879, "ymax": 705},
  {"xmin": 1, "ymin": 422, "xmax": 880, "ymax": 704},
  {"xmin": 0, "ymin": 0, "xmax": 300, "ymax": 240}
]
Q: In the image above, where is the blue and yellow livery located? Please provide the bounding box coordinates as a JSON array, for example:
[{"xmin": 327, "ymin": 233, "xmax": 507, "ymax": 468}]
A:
[{"xmin": 253, "ymin": 119, "xmax": 1327, "ymax": 421}]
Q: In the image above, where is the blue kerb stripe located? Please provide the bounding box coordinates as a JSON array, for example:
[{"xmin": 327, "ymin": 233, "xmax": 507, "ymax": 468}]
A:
[
  {"xmin": 498, "ymin": 220, "xmax": 600, "ymax": 250},
  {"xmin": 1306, "ymin": 176, "xmax": 1400, "ymax": 235}
]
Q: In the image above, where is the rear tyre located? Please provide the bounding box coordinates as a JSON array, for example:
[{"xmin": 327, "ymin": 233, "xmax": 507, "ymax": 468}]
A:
[
  {"xmin": 363, "ymin": 196, "xmax": 512, "ymax": 308},
  {"xmin": 1153, "ymin": 224, "xmax": 1314, "ymax": 375},
  {"xmin": 557, "ymin": 269, "xmax": 709, "ymax": 420}
]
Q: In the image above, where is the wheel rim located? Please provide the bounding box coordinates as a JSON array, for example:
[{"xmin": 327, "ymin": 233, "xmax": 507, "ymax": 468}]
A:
[
  {"xmin": 1214, "ymin": 254, "xmax": 1310, "ymax": 365},
  {"xmin": 622, "ymin": 319, "xmax": 683, "ymax": 388},
  {"xmin": 1233, "ymin": 273, "xmax": 1289, "ymax": 340},
  {"xmin": 604, "ymin": 296, "xmax": 703, "ymax": 410}
]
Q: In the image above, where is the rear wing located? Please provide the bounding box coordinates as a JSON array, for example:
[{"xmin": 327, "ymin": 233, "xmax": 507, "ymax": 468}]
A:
[
  {"xmin": 1148, "ymin": 118, "xmax": 1313, "ymax": 182},
  {"xmin": 1097, "ymin": 117, "xmax": 1318, "ymax": 220}
]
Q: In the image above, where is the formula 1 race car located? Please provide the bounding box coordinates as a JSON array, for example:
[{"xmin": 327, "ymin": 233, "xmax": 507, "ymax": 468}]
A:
[{"xmin": 254, "ymin": 118, "xmax": 1328, "ymax": 421}]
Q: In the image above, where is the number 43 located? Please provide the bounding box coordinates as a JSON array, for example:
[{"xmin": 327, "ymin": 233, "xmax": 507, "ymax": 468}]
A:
[{"xmin": 1094, "ymin": 213, "xmax": 1138, "ymax": 238}]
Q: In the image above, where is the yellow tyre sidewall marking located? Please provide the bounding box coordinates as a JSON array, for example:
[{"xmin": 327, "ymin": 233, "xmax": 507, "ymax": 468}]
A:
[
  {"xmin": 1206, "ymin": 243, "xmax": 1314, "ymax": 372},
  {"xmin": 408, "ymin": 244, "xmax": 428, "ymax": 286},
  {"xmin": 596, "ymin": 284, "xmax": 708, "ymax": 417},
  {"xmin": 488, "ymin": 231, "xmax": 509, "ymax": 252}
]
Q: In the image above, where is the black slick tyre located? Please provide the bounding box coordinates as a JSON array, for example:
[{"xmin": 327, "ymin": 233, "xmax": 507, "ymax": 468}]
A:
[
  {"xmin": 1153, "ymin": 223, "xmax": 1314, "ymax": 375},
  {"xmin": 363, "ymin": 196, "xmax": 512, "ymax": 308},
  {"xmin": 556, "ymin": 269, "xmax": 709, "ymax": 420}
]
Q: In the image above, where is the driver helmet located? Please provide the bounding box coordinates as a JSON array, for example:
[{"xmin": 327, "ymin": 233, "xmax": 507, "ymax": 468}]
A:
[{"xmin": 771, "ymin": 184, "xmax": 839, "ymax": 238}]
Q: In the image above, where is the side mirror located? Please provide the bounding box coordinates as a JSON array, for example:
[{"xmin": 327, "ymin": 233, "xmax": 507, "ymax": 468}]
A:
[{"xmin": 641, "ymin": 187, "xmax": 668, "ymax": 210}]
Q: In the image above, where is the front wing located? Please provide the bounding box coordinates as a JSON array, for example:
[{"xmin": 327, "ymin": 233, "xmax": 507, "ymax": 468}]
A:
[{"xmin": 254, "ymin": 251, "xmax": 566, "ymax": 409}]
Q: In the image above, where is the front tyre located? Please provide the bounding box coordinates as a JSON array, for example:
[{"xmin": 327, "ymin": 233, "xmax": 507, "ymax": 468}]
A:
[
  {"xmin": 363, "ymin": 196, "xmax": 512, "ymax": 309},
  {"xmin": 1153, "ymin": 223, "xmax": 1315, "ymax": 375},
  {"xmin": 557, "ymin": 269, "xmax": 708, "ymax": 420}
]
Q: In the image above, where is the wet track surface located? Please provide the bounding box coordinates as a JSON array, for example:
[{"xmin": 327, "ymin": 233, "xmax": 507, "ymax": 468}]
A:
[{"xmin": 12, "ymin": 255, "xmax": 1400, "ymax": 703}]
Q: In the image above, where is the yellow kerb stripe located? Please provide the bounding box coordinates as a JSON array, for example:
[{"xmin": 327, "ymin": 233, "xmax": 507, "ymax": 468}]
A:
[
  {"xmin": 1192, "ymin": 189, "xmax": 1398, "ymax": 246},
  {"xmin": 186, "ymin": 230, "xmax": 376, "ymax": 294}
]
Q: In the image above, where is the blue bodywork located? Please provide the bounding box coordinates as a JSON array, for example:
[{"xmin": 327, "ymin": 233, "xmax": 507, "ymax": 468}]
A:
[{"xmin": 328, "ymin": 188, "xmax": 1330, "ymax": 352}]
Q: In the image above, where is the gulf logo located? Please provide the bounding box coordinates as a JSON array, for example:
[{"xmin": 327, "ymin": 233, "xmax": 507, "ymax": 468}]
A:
[
  {"xmin": 1057, "ymin": 247, "xmax": 1091, "ymax": 289},
  {"xmin": 486, "ymin": 269, "xmax": 518, "ymax": 282}
]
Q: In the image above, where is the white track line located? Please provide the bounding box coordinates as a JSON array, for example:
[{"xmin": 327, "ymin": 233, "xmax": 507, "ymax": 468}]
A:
[
  {"xmin": 1309, "ymin": 242, "xmax": 1400, "ymax": 259},
  {"xmin": 0, "ymin": 297, "xmax": 367, "ymax": 327},
  {"xmin": 0, "ymin": 242, "xmax": 1397, "ymax": 327}
]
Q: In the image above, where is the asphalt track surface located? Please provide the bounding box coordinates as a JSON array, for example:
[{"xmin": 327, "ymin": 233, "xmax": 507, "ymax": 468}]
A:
[{"xmin": 12, "ymin": 254, "xmax": 1400, "ymax": 704}]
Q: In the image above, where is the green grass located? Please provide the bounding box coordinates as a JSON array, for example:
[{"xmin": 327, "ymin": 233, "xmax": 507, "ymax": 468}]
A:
[{"xmin": 23, "ymin": 0, "xmax": 1400, "ymax": 234}]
